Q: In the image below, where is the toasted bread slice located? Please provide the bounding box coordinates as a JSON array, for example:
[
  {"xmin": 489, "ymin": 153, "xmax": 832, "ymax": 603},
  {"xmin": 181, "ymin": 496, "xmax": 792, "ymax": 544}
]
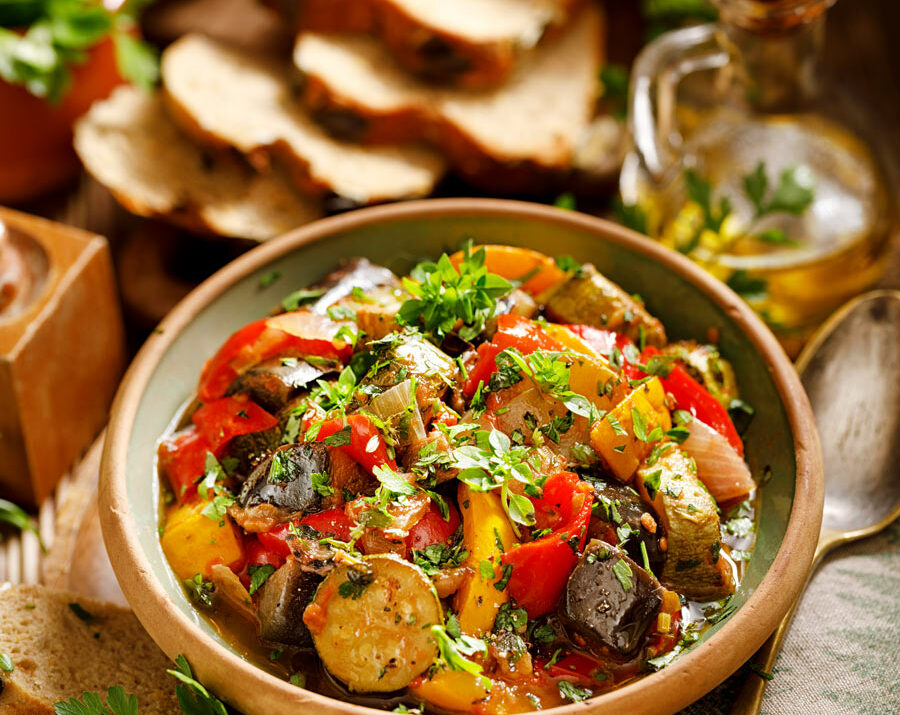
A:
[
  {"xmin": 74, "ymin": 86, "xmax": 322, "ymax": 241},
  {"xmin": 0, "ymin": 584, "xmax": 178, "ymax": 714},
  {"xmin": 161, "ymin": 34, "xmax": 445, "ymax": 205},
  {"xmin": 275, "ymin": 0, "xmax": 583, "ymax": 89},
  {"xmin": 294, "ymin": 4, "xmax": 604, "ymax": 192}
]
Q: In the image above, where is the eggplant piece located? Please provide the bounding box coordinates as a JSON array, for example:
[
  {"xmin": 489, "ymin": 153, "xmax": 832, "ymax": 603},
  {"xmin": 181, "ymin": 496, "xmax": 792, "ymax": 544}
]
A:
[
  {"xmin": 587, "ymin": 477, "xmax": 665, "ymax": 569},
  {"xmin": 545, "ymin": 263, "xmax": 666, "ymax": 347},
  {"xmin": 226, "ymin": 357, "xmax": 332, "ymax": 413},
  {"xmin": 635, "ymin": 445, "xmax": 734, "ymax": 601},
  {"xmin": 559, "ymin": 540, "xmax": 662, "ymax": 658},
  {"xmin": 238, "ymin": 443, "xmax": 330, "ymax": 517},
  {"xmin": 257, "ymin": 558, "xmax": 323, "ymax": 647},
  {"xmin": 311, "ymin": 258, "xmax": 401, "ymax": 314},
  {"xmin": 227, "ymin": 426, "xmax": 281, "ymax": 477}
]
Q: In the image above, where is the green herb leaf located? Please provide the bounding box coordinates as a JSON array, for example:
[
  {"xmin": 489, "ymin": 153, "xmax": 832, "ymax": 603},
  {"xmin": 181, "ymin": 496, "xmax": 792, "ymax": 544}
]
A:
[
  {"xmin": 557, "ymin": 680, "xmax": 592, "ymax": 703},
  {"xmin": 258, "ymin": 270, "xmax": 281, "ymax": 289},
  {"xmin": 281, "ymin": 288, "xmax": 325, "ymax": 311},
  {"xmin": 612, "ymin": 558, "xmax": 633, "ymax": 591},
  {"xmin": 167, "ymin": 654, "xmax": 229, "ymax": 715},
  {"xmin": 54, "ymin": 685, "xmax": 139, "ymax": 715},
  {"xmin": 322, "ymin": 425, "xmax": 352, "ymax": 447},
  {"xmin": 248, "ymin": 564, "xmax": 276, "ymax": 595},
  {"xmin": 397, "ymin": 242, "xmax": 513, "ymax": 341},
  {"xmin": 183, "ymin": 574, "xmax": 216, "ymax": 608},
  {"xmin": 0, "ymin": 653, "xmax": 13, "ymax": 673}
]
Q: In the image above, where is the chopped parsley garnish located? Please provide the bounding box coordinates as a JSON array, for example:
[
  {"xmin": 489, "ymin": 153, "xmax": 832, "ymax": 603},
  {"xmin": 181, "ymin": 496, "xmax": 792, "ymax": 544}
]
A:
[
  {"xmin": 429, "ymin": 624, "xmax": 490, "ymax": 688},
  {"xmin": 398, "ymin": 242, "xmax": 513, "ymax": 341},
  {"xmin": 611, "ymin": 559, "xmax": 633, "ymax": 591},
  {"xmin": 248, "ymin": 564, "xmax": 276, "ymax": 596},
  {"xmin": 258, "ymin": 270, "xmax": 280, "ymax": 288},
  {"xmin": 322, "ymin": 425, "xmax": 352, "ymax": 447},
  {"xmin": 198, "ymin": 452, "xmax": 235, "ymax": 525},
  {"xmin": 310, "ymin": 471, "xmax": 334, "ymax": 496},
  {"xmin": 557, "ymin": 680, "xmax": 593, "ymax": 703},
  {"xmin": 337, "ymin": 567, "xmax": 374, "ymax": 600},
  {"xmin": 183, "ymin": 574, "xmax": 216, "ymax": 608},
  {"xmin": 281, "ymin": 287, "xmax": 325, "ymax": 311}
]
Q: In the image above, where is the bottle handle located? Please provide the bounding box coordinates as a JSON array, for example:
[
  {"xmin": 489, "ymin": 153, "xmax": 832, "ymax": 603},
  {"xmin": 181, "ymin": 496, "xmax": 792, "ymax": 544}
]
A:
[{"xmin": 629, "ymin": 23, "xmax": 730, "ymax": 184}]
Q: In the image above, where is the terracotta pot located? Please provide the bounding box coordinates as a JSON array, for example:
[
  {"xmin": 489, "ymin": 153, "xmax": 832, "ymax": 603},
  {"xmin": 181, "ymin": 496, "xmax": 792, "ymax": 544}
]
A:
[
  {"xmin": 0, "ymin": 36, "xmax": 124, "ymax": 204},
  {"xmin": 100, "ymin": 199, "xmax": 824, "ymax": 715}
]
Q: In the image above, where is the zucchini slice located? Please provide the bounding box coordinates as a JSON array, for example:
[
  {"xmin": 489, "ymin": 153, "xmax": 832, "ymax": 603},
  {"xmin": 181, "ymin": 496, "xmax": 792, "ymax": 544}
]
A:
[{"xmin": 304, "ymin": 554, "xmax": 442, "ymax": 692}]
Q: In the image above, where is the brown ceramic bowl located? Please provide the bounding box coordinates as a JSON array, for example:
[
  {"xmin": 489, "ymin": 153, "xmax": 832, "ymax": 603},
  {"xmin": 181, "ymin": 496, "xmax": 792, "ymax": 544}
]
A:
[{"xmin": 100, "ymin": 199, "xmax": 823, "ymax": 715}]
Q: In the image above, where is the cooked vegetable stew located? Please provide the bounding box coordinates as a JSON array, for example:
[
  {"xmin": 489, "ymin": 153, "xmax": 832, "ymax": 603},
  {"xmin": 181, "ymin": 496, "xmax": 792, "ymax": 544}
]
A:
[{"xmin": 157, "ymin": 244, "xmax": 759, "ymax": 712}]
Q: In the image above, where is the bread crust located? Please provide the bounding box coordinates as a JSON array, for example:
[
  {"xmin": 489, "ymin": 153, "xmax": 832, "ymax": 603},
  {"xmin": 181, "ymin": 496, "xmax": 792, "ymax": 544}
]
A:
[{"xmin": 280, "ymin": 0, "xmax": 585, "ymax": 89}]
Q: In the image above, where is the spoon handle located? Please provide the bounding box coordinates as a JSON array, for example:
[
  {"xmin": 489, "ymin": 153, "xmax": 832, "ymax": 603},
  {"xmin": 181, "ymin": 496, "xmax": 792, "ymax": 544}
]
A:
[
  {"xmin": 730, "ymin": 535, "xmax": 836, "ymax": 715},
  {"xmin": 729, "ymin": 598, "xmax": 800, "ymax": 714}
]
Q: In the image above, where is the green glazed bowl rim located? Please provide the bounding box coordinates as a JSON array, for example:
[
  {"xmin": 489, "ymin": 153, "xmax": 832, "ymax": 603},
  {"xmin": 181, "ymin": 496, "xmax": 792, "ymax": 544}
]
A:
[{"xmin": 100, "ymin": 198, "xmax": 823, "ymax": 715}]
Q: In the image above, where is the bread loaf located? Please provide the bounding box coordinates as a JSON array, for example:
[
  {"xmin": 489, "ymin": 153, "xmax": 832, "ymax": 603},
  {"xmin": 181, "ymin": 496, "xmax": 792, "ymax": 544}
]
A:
[
  {"xmin": 74, "ymin": 86, "xmax": 322, "ymax": 241},
  {"xmin": 294, "ymin": 4, "xmax": 605, "ymax": 192},
  {"xmin": 161, "ymin": 34, "xmax": 446, "ymax": 205},
  {"xmin": 0, "ymin": 584, "xmax": 178, "ymax": 714}
]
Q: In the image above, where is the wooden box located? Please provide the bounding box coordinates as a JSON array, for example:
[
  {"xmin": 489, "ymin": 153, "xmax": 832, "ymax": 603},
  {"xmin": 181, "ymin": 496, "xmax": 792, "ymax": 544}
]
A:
[{"xmin": 0, "ymin": 207, "xmax": 125, "ymax": 506}]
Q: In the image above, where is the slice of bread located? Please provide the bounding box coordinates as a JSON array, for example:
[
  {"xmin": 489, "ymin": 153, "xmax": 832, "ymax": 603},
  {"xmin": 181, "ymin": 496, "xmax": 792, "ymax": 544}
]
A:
[
  {"xmin": 74, "ymin": 86, "xmax": 322, "ymax": 241},
  {"xmin": 161, "ymin": 34, "xmax": 446, "ymax": 205},
  {"xmin": 294, "ymin": 3, "xmax": 605, "ymax": 193},
  {"xmin": 0, "ymin": 584, "xmax": 178, "ymax": 714},
  {"xmin": 276, "ymin": 0, "xmax": 584, "ymax": 89}
]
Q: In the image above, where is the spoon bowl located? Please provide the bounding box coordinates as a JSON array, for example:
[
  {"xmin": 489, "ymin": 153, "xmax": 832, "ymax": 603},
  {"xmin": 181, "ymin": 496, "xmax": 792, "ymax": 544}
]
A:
[{"xmin": 797, "ymin": 290, "xmax": 900, "ymax": 538}]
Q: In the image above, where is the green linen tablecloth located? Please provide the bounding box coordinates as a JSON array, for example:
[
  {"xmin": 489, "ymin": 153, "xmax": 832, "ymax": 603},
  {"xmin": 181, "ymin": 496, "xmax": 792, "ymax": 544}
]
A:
[{"xmin": 684, "ymin": 518, "xmax": 900, "ymax": 714}]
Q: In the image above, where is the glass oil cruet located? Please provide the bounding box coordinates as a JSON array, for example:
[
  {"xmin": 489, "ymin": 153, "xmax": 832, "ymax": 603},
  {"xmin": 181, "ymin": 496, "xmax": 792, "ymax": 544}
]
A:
[{"xmin": 620, "ymin": 0, "xmax": 896, "ymax": 354}]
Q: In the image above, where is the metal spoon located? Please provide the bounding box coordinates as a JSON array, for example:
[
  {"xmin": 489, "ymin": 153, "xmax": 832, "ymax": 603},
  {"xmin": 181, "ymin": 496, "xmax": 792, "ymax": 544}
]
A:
[{"xmin": 732, "ymin": 290, "xmax": 900, "ymax": 714}]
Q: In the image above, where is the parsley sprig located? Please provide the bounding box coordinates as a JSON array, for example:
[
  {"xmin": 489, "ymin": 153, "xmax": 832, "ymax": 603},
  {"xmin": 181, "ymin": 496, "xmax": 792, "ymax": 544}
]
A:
[
  {"xmin": 397, "ymin": 243, "xmax": 513, "ymax": 341},
  {"xmin": 429, "ymin": 624, "xmax": 491, "ymax": 689},
  {"xmin": 451, "ymin": 429, "xmax": 540, "ymax": 534}
]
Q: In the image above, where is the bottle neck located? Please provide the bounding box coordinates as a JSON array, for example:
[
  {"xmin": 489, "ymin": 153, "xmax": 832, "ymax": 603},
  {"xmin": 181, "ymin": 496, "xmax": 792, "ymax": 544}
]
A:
[{"xmin": 715, "ymin": 0, "xmax": 832, "ymax": 111}]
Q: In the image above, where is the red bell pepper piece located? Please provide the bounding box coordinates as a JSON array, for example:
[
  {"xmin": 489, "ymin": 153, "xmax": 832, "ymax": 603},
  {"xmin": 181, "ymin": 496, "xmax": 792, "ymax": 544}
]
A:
[
  {"xmin": 191, "ymin": 395, "xmax": 279, "ymax": 455},
  {"xmin": 314, "ymin": 414, "xmax": 396, "ymax": 474},
  {"xmin": 157, "ymin": 427, "xmax": 212, "ymax": 502},
  {"xmin": 564, "ymin": 324, "xmax": 633, "ymax": 357},
  {"xmin": 502, "ymin": 472, "xmax": 593, "ymax": 618},
  {"xmin": 463, "ymin": 314, "xmax": 565, "ymax": 397},
  {"xmin": 626, "ymin": 346, "xmax": 743, "ymax": 457},
  {"xmin": 197, "ymin": 313, "xmax": 354, "ymax": 402},
  {"xmin": 235, "ymin": 536, "xmax": 285, "ymax": 587},
  {"xmin": 406, "ymin": 501, "xmax": 461, "ymax": 552},
  {"xmin": 537, "ymin": 651, "xmax": 606, "ymax": 687},
  {"xmin": 258, "ymin": 508, "xmax": 355, "ymax": 559}
]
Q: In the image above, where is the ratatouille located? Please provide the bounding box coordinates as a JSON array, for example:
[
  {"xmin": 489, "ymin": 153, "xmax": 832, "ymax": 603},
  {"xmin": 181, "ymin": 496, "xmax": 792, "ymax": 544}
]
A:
[{"xmin": 157, "ymin": 244, "xmax": 759, "ymax": 713}]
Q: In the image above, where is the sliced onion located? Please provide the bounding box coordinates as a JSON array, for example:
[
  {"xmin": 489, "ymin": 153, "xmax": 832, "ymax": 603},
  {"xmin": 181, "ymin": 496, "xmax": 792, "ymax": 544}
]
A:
[
  {"xmin": 680, "ymin": 419, "xmax": 755, "ymax": 503},
  {"xmin": 367, "ymin": 379, "xmax": 426, "ymax": 444}
]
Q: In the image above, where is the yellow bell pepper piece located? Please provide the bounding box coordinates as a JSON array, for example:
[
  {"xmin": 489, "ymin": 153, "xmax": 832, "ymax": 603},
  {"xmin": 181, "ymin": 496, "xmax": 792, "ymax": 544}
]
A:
[
  {"xmin": 590, "ymin": 377, "xmax": 671, "ymax": 482},
  {"xmin": 161, "ymin": 501, "xmax": 243, "ymax": 581},
  {"xmin": 453, "ymin": 485, "xmax": 518, "ymax": 636},
  {"xmin": 567, "ymin": 354, "xmax": 631, "ymax": 413},
  {"xmin": 409, "ymin": 670, "xmax": 490, "ymax": 712},
  {"xmin": 542, "ymin": 324, "xmax": 600, "ymax": 357}
]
